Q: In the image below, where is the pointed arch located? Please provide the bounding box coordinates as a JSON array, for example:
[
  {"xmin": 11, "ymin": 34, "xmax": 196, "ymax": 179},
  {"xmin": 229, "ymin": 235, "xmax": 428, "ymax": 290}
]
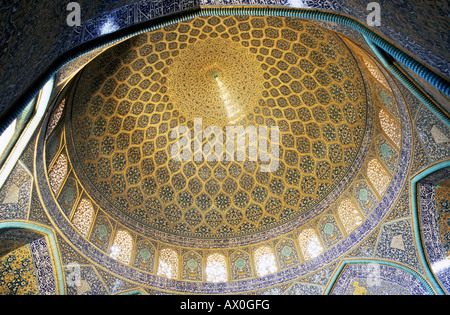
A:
[
  {"xmin": 157, "ymin": 248, "xmax": 178, "ymax": 279},
  {"xmin": 110, "ymin": 230, "xmax": 134, "ymax": 265},
  {"xmin": 254, "ymin": 246, "xmax": 278, "ymax": 277},
  {"xmin": 48, "ymin": 153, "xmax": 68, "ymax": 195}
]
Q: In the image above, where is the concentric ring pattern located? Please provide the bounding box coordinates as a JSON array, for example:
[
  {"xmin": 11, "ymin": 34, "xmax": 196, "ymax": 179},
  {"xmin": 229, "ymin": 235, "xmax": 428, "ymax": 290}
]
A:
[{"xmin": 69, "ymin": 15, "xmax": 367, "ymax": 240}]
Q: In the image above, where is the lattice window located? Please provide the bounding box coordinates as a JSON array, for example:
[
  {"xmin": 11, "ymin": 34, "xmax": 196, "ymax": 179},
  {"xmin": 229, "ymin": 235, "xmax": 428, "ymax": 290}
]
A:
[
  {"xmin": 48, "ymin": 154, "xmax": 68, "ymax": 194},
  {"xmin": 367, "ymin": 158, "xmax": 390, "ymax": 196},
  {"xmin": 206, "ymin": 253, "xmax": 227, "ymax": 282},
  {"xmin": 157, "ymin": 248, "xmax": 178, "ymax": 279},
  {"xmin": 46, "ymin": 99, "xmax": 66, "ymax": 139},
  {"xmin": 379, "ymin": 108, "xmax": 401, "ymax": 148},
  {"xmin": 110, "ymin": 230, "xmax": 133, "ymax": 265},
  {"xmin": 298, "ymin": 229, "xmax": 323, "ymax": 260},
  {"xmin": 254, "ymin": 246, "xmax": 278, "ymax": 277},
  {"xmin": 337, "ymin": 199, "xmax": 363, "ymax": 234},
  {"xmin": 362, "ymin": 57, "xmax": 390, "ymax": 90},
  {"xmin": 72, "ymin": 198, "xmax": 94, "ymax": 237}
]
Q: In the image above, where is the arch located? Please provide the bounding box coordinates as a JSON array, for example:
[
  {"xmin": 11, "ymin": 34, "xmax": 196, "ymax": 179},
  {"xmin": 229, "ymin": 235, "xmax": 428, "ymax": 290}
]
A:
[
  {"xmin": 298, "ymin": 229, "xmax": 324, "ymax": 261},
  {"xmin": 0, "ymin": 221, "xmax": 64, "ymax": 295},
  {"xmin": 317, "ymin": 215, "xmax": 343, "ymax": 248},
  {"xmin": 276, "ymin": 238, "xmax": 300, "ymax": 270},
  {"xmin": 71, "ymin": 198, "xmax": 94, "ymax": 237},
  {"xmin": 157, "ymin": 248, "xmax": 178, "ymax": 279},
  {"xmin": 206, "ymin": 253, "xmax": 227, "ymax": 283},
  {"xmin": 254, "ymin": 246, "xmax": 278, "ymax": 277},
  {"xmin": 110, "ymin": 229, "xmax": 134, "ymax": 265}
]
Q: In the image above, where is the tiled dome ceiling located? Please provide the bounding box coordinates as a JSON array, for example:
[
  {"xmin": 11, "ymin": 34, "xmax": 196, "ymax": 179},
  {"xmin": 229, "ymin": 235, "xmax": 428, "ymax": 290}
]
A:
[{"xmin": 67, "ymin": 15, "xmax": 368, "ymax": 242}]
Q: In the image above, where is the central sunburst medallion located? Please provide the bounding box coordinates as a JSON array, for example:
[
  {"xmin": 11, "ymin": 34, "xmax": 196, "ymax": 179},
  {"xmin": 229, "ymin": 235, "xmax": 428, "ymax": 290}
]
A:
[{"xmin": 168, "ymin": 37, "xmax": 263, "ymax": 127}]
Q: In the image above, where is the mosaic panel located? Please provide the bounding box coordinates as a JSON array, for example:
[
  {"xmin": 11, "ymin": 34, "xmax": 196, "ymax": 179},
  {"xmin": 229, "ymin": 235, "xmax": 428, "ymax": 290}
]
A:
[
  {"xmin": 276, "ymin": 238, "xmax": 300, "ymax": 270},
  {"xmin": 410, "ymin": 131, "xmax": 431, "ymax": 176},
  {"xmin": 374, "ymin": 83, "xmax": 399, "ymax": 118},
  {"xmin": 230, "ymin": 250, "xmax": 252, "ymax": 280},
  {"xmin": 415, "ymin": 105, "xmax": 450, "ymax": 163},
  {"xmin": 317, "ymin": 214, "xmax": 343, "ymax": 248},
  {"xmin": 89, "ymin": 214, "xmax": 113, "ymax": 253},
  {"xmin": 351, "ymin": 180, "xmax": 377, "ymax": 217},
  {"xmin": 29, "ymin": 238, "xmax": 58, "ymax": 295},
  {"xmin": 182, "ymin": 251, "xmax": 203, "ymax": 281},
  {"xmin": 133, "ymin": 238, "xmax": 156, "ymax": 273},
  {"xmin": 375, "ymin": 135, "xmax": 398, "ymax": 174},
  {"xmin": 283, "ymin": 281, "xmax": 323, "ymax": 295},
  {"xmin": 374, "ymin": 220, "xmax": 421, "ymax": 272},
  {"xmin": 57, "ymin": 171, "xmax": 79, "ymax": 218}
]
